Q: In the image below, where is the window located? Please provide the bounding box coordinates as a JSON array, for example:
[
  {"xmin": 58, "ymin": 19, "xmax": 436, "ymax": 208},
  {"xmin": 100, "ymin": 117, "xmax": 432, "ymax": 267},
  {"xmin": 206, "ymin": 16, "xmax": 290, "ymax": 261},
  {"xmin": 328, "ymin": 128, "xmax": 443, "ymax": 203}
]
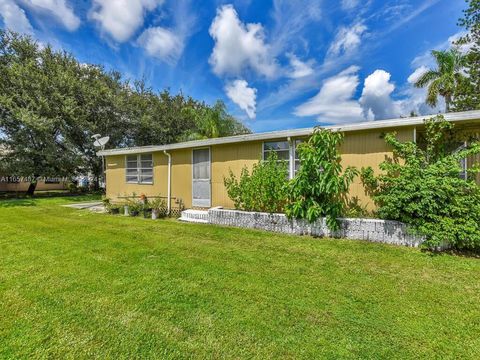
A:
[
  {"xmin": 263, "ymin": 139, "xmax": 306, "ymax": 179},
  {"xmin": 455, "ymin": 143, "xmax": 468, "ymax": 180},
  {"xmin": 263, "ymin": 141, "xmax": 289, "ymax": 161},
  {"xmin": 294, "ymin": 139, "xmax": 303, "ymax": 175},
  {"xmin": 126, "ymin": 154, "xmax": 153, "ymax": 184}
]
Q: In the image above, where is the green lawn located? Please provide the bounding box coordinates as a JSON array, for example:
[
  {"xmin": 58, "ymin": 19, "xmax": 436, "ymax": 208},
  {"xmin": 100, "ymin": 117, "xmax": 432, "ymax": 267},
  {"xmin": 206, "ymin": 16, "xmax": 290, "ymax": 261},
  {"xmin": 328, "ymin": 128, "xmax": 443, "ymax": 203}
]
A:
[{"xmin": 1, "ymin": 197, "xmax": 479, "ymax": 359}]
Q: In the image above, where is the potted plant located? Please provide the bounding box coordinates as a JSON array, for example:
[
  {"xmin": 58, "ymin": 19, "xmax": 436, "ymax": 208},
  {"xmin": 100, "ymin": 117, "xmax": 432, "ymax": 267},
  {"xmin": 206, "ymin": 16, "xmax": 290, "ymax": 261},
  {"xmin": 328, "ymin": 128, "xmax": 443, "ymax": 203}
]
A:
[
  {"xmin": 127, "ymin": 200, "xmax": 142, "ymax": 216},
  {"xmin": 109, "ymin": 204, "xmax": 121, "ymax": 215},
  {"xmin": 150, "ymin": 198, "xmax": 167, "ymax": 220}
]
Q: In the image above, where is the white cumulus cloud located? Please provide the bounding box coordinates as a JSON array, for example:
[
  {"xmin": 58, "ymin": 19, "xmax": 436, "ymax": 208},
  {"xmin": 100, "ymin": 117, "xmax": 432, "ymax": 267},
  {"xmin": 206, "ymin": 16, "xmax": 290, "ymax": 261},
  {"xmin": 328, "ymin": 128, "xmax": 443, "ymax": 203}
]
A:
[
  {"xmin": 89, "ymin": 0, "xmax": 162, "ymax": 42},
  {"xmin": 407, "ymin": 65, "xmax": 429, "ymax": 84},
  {"xmin": 20, "ymin": 0, "xmax": 80, "ymax": 31},
  {"xmin": 0, "ymin": 0, "xmax": 33, "ymax": 34},
  {"xmin": 225, "ymin": 79, "xmax": 257, "ymax": 119},
  {"xmin": 294, "ymin": 66, "xmax": 364, "ymax": 124},
  {"xmin": 137, "ymin": 27, "xmax": 182, "ymax": 64},
  {"xmin": 327, "ymin": 23, "xmax": 367, "ymax": 57},
  {"xmin": 359, "ymin": 69, "xmax": 401, "ymax": 120},
  {"xmin": 209, "ymin": 4, "xmax": 277, "ymax": 78}
]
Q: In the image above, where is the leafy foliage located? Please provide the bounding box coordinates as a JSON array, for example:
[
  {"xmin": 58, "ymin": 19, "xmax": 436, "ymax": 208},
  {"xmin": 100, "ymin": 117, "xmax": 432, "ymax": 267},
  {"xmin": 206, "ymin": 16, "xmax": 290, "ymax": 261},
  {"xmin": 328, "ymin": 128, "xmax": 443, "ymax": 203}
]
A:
[
  {"xmin": 180, "ymin": 101, "xmax": 250, "ymax": 141},
  {"xmin": 361, "ymin": 115, "xmax": 480, "ymax": 250},
  {"xmin": 285, "ymin": 129, "xmax": 358, "ymax": 230},
  {"xmin": 413, "ymin": 48, "xmax": 467, "ymax": 112},
  {"xmin": 224, "ymin": 152, "xmax": 288, "ymax": 213},
  {"xmin": 453, "ymin": 0, "xmax": 480, "ymax": 111},
  {"xmin": 0, "ymin": 30, "xmax": 249, "ymax": 194}
]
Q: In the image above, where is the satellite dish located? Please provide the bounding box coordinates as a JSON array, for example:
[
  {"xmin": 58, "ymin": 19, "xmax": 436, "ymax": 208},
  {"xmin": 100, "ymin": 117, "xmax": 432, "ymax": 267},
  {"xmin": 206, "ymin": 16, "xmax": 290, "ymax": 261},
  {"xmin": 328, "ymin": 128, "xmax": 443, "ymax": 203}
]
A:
[
  {"xmin": 91, "ymin": 134, "xmax": 101, "ymax": 140},
  {"xmin": 94, "ymin": 136, "xmax": 110, "ymax": 149}
]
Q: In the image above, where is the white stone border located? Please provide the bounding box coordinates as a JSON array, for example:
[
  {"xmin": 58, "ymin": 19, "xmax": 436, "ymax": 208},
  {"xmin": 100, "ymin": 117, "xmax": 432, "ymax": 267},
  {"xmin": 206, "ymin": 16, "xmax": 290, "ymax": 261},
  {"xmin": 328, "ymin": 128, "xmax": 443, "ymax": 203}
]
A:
[{"xmin": 206, "ymin": 207, "xmax": 425, "ymax": 248}]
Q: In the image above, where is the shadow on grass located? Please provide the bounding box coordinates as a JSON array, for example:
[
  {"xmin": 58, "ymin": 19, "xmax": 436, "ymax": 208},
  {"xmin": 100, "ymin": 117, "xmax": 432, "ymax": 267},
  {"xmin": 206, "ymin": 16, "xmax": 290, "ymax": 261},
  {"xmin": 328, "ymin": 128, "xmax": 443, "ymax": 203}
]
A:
[
  {"xmin": 0, "ymin": 199, "xmax": 37, "ymax": 208},
  {"xmin": 422, "ymin": 248, "xmax": 480, "ymax": 259},
  {"xmin": 0, "ymin": 194, "xmax": 101, "ymax": 208}
]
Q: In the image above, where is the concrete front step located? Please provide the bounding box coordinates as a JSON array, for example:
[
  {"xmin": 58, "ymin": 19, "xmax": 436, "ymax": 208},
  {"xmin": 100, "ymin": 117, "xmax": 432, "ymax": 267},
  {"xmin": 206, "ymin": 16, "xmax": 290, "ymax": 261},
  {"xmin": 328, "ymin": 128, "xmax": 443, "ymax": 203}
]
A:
[{"xmin": 179, "ymin": 209, "xmax": 209, "ymax": 223}]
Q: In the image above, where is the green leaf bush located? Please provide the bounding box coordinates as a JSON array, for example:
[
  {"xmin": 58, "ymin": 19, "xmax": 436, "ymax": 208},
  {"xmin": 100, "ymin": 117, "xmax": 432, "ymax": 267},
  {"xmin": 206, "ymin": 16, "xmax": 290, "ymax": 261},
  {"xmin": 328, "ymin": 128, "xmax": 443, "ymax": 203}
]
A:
[
  {"xmin": 224, "ymin": 152, "xmax": 288, "ymax": 213},
  {"xmin": 285, "ymin": 128, "xmax": 358, "ymax": 230},
  {"xmin": 361, "ymin": 115, "xmax": 480, "ymax": 250}
]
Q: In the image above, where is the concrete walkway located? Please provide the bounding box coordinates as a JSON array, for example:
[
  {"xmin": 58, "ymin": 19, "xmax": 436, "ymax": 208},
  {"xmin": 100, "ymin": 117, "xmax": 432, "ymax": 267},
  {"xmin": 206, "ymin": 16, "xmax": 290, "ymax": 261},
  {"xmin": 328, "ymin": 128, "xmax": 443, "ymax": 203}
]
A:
[{"xmin": 63, "ymin": 202, "xmax": 105, "ymax": 212}]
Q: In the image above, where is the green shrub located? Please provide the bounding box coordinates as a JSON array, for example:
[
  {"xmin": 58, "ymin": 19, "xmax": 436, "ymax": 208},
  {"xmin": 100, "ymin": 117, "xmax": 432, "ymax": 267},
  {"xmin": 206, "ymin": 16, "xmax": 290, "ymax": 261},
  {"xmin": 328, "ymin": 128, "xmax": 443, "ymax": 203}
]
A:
[
  {"xmin": 361, "ymin": 115, "xmax": 480, "ymax": 250},
  {"xmin": 125, "ymin": 199, "xmax": 143, "ymax": 216},
  {"xmin": 224, "ymin": 152, "xmax": 288, "ymax": 213},
  {"xmin": 149, "ymin": 198, "xmax": 168, "ymax": 218},
  {"xmin": 285, "ymin": 128, "xmax": 358, "ymax": 230}
]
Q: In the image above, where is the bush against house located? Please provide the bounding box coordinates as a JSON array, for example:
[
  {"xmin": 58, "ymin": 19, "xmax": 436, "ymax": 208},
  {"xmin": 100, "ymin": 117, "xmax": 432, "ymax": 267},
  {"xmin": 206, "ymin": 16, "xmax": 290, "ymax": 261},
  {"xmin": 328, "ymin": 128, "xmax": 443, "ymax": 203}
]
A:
[
  {"xmin": 224, "ymin": 129, "xmax": 357, "ymax": 230},
  {"xmin": 361, "ymin": 115, "xmax": 480, "ymax": 250},
  {"xmin": 285, "ymin": 128, "xmax": 358, "ymax": 230},
  {"xmin": 224, "ymin": 152, "xmax": 288, "ymax": 213}
]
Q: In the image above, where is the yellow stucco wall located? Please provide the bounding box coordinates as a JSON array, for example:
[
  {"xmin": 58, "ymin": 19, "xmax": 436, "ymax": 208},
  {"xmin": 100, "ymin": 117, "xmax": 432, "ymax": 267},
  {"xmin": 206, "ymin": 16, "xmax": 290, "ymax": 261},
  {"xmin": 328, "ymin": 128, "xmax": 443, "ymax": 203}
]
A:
[
  {"xmin": 340, "ymin": 127, "xmax": 414, "ymax": 209},
  {"xmin": 211, "ymin": 141, "xmax": 263, "ymax": 208},
  {"xmin": 103, "ymin": 126, "xmax": 418, "ymax": 210},
  {"xmin": 105, "ymin": 153, "xmax": 168, "ymax": 200}
]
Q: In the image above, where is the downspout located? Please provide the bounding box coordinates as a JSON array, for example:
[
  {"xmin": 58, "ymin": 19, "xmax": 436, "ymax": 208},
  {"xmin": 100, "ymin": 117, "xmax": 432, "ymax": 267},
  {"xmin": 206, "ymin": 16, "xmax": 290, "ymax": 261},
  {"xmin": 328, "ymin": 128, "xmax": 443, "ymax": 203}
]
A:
[
  {"xmin": 163, "ymin": 150, "xmax": 171, "ymax": 215},
  {"xmin": 287, "ymin": 136, "xmax": 293, "ymax": 179}
]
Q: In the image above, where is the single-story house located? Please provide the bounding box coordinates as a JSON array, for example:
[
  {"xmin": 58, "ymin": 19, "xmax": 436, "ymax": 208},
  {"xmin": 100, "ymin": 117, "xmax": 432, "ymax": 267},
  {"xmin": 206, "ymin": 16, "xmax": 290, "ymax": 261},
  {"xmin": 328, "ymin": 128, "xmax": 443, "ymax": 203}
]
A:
[
  {"xmin": 0, "ymin": 146, "xmax": 68, "ymax": 193},
  {"xmin": 98, "ymin": 110, "xmax": 480, "ymax": 211},
  {"xmin": 0, "ymin": 177, "xmax": 68, "ymax": 193}
]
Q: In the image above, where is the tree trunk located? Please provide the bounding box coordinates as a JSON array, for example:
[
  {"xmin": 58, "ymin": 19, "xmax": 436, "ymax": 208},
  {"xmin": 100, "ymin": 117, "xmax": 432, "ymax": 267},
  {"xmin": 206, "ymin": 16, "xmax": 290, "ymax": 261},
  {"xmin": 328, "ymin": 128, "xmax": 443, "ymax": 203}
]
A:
[
  {"xmin": 445, "ymin": 94, "xmax": 452, "ymax": 113},
  {"xmin": 26, "ymin": 182, "xmax": 37, "ymax": 196}
]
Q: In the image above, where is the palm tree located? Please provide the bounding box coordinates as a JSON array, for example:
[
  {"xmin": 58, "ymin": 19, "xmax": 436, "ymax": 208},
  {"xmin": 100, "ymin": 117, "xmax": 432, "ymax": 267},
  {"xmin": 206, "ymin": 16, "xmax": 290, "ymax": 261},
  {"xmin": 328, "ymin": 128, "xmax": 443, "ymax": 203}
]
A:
[{"xmin": 414, "ymin": 48, "xmax": 467, "ymax": 112}]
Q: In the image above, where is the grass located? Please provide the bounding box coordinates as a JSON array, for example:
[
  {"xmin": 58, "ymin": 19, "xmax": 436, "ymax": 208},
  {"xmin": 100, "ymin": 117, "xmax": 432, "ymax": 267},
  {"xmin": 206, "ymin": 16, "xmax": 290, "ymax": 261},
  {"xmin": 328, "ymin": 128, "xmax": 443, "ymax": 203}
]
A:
[{"xmin": 1, "ymin": 197, "xmax": 479, "ymax": 359}]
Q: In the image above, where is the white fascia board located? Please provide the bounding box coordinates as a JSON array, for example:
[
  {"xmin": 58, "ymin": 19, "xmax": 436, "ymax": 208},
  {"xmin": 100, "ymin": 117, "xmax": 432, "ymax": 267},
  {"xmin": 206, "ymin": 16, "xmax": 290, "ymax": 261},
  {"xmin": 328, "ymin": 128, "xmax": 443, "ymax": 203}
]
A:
[{"xmin": 97, "ymin": 110, "xmax": 480, "ymax": 156}]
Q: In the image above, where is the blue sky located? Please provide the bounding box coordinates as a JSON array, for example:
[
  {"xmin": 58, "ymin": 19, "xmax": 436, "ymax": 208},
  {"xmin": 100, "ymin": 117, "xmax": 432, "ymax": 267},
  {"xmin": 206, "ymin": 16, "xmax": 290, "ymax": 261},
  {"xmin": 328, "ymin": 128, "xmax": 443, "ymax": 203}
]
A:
[{"xmin": 0, "ymin": 0, "xmax": 467, "ymax": 132}]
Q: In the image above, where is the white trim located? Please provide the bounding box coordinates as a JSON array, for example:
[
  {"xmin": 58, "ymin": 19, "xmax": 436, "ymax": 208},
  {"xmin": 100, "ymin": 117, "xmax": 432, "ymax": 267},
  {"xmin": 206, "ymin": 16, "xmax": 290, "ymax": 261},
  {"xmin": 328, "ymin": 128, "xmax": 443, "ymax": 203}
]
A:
[
  {"xmin": 288, "ymin": 137, "xmax": 294, "ymax": 180},
  {"xmin": 98, "ymin": 110, "xmax": 480, "ymax": 156},
  {"xmin": 163, "ymin": 150, "xmax": 172, "ymax": 214}
]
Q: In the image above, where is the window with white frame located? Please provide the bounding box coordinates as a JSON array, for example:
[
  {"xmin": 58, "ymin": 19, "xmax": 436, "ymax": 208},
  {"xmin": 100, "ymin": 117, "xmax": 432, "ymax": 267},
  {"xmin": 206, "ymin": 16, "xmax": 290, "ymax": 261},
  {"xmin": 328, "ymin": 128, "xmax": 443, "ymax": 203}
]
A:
[
  {"xmin": 294, "ymin": 139, "xmax": 303, "ymax": 175},
  {"xmin": 263, "ymin": 141, "xmax": 290, "ymax": 161},
  {"xmin": 263, "ymin": 139, "xmax": 306, "ymax": 179},
  {"xmin": 126, "ymin": 154, "xmax": 153, "ymax": 184}
]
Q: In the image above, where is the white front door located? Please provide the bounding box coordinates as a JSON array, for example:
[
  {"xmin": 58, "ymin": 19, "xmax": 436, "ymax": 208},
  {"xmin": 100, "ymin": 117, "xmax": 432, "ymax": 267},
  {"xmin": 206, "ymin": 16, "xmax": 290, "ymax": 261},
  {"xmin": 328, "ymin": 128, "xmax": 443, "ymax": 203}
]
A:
[{"xmin": 192, "ymin": 148, "xmax": 211, "ymax": 207}]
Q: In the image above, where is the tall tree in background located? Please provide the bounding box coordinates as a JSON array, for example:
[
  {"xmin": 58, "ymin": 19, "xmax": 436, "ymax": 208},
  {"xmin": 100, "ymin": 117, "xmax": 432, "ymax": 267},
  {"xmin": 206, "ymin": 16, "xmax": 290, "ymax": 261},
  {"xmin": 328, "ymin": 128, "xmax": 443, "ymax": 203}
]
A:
[
  {"xmin": 414, "ymin": 48, "xmax": 467, "ymax": 112},
  {"xmin": 0, "ymin": 31, "xmax": 250, "ymax": 194},
  {"xmin": 0, "ymin": 31, "xmax": 127, "ymax": 194},
  {"xmin": 453, "ymin": 0, "xmax": 480, "ymax": 111},
  {"xmin": 181, "ymin": 100, "xmax": 250, "ymax": 141}
]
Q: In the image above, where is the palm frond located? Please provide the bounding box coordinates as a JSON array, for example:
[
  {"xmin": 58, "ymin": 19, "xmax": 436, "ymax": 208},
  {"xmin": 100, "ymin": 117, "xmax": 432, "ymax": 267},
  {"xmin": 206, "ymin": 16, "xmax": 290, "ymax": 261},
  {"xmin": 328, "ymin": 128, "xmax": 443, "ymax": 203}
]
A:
[
  {"xmin": 426, "ymin": 79, "xmax": 441, "ymax": 107},
  {"xmin": 414, "ymin": 70, "xmax": 440, "ymax": 88}
]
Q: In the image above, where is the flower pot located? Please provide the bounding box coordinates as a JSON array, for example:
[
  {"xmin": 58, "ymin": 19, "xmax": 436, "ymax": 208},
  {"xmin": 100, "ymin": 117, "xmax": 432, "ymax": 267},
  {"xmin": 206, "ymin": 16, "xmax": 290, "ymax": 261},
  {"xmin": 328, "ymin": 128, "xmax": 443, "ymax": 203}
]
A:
[
  {"xmin": 130, "ymin": 210, "xmax": 139, "ymax": 217},
  {"xmin": 111, "ymin": 208, "xmax": 120, "ymax": 215},
  {"xmin": 152, "ymin": 209, "xmax": 160, "ymax": 220}
]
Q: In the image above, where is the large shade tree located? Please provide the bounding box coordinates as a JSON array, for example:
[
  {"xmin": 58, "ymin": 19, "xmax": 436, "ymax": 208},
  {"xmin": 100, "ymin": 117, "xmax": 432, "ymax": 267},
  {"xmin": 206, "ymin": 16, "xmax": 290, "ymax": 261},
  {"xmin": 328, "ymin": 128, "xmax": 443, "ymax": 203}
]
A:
[
  {"xmin": 0, "ymin": 31, "xmax": 250, "ymax": 194},
  {"xmin": 414, "ymin": 48, "xmax": 467, "ymax": 112},
  {"xmin": 453, "ymin": 0, "xmax": 480, "ymax": 111}
]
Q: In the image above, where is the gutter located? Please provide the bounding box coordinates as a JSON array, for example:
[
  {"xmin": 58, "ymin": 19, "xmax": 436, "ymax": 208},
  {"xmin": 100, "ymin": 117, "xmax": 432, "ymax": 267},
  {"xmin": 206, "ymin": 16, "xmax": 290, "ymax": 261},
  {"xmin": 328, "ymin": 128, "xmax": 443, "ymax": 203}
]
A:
[{"xmin": 163, "ymin": 150, "xmax": 172, "ymax": 215}]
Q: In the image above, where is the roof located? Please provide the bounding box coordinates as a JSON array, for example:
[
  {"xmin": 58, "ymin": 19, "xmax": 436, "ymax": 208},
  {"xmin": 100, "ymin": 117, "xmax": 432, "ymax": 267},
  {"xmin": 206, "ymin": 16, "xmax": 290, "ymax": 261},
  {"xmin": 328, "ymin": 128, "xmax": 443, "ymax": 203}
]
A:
[{"xmin": 97, "ymin": 110, "xmax": 480, "ymax": 156}]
